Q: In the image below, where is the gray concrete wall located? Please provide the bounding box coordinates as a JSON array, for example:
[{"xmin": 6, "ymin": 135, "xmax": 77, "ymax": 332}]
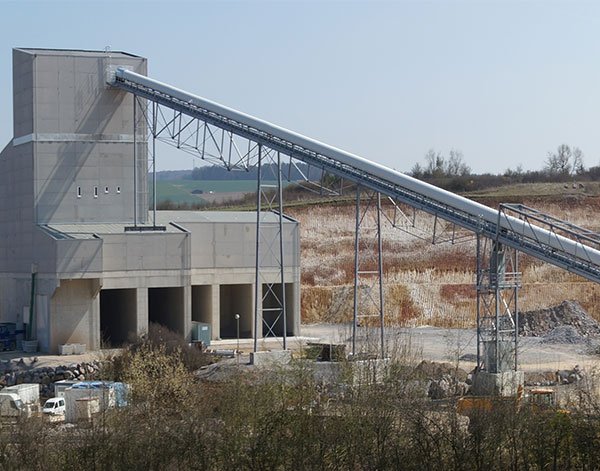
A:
[
  {"xmin": 174, "ymin": 220, "xmax": 300, "ymax": 270},
  {"xmin": 55, "ymin": 237, "xmax": 103, "ymax": 276},
  {"xmin": 11, "ymin": 49, "xmax": 148, "ymax": 225},
  {"xmin": 0, "ymin": 142, "xmax": 35, "ymax": 274},
  {"xmin": 102, "ymin": 232, "xmax": 190, "ymax": 272},
  {"xmin": 49, "ymin": 278, "xmax": 101, "ymax": 352},
  {"xmin": 13, "ymin": 49, "xmax": 34, "ymax": 138}
]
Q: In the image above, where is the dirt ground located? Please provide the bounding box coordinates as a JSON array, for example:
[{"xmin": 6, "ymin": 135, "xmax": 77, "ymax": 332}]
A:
[
  {"xmin": 2, "ymin": 324, "xmax": 594, "ymax": 375},
  {"xmin": 299, "ymin": 324, "xmax": 600, "ymax": 373}
]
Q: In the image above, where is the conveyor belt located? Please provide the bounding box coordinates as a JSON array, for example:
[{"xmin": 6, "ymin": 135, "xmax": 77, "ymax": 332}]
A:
[{"xmin": 111, "ymin": 68, "xmax": 600, "ymax": 283}]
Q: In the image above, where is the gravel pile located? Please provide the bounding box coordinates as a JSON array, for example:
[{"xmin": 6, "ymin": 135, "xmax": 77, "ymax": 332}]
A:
[
  {"xmin": 519, "ymin": 300, "xmax": 600, "ymax": 342},
  {"xmin": 541, "ymin": 325, "xmax": 586, "ymax": 344}
]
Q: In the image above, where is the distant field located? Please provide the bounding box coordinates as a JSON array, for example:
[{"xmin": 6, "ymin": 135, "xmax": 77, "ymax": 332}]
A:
[{"xmin": 154, "ymin": 179, "xmax": 279, "ymax": 204}]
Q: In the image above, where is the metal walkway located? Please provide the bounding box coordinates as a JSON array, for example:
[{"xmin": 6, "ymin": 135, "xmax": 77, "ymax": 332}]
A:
[{"xmin": 110, "ymin": 68, "xmax": 600, "ymax": 284}]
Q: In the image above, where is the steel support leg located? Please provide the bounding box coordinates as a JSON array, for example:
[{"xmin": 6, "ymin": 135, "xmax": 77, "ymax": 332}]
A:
[
  {"xmin": 133, "ymin": 95, "xmax": 137, "ymax": 227},
  {"xmin": 253, "ymin": 145, "xmax": 262, "ymax": 353},
  {"xmin": 253, "ymin": 146, "xmax": 287, "ymax": 352},
  {"xmin": 352, "ymin": 188, "xmax": 385, "ymax": 358}
]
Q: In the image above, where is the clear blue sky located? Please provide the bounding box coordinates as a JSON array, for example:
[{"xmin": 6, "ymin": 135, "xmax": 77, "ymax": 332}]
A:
[{"xmin": 1, "ymin": 0, "xmax": 599, "ymax": 173}]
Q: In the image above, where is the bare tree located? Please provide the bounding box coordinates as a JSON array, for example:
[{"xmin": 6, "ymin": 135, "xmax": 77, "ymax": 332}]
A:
[
  {"xmin": 410, "ymin": 162, "xmax": 424, "ymax": 178},
  {"xmin": 446, "ymin": 149, "xmax": 471, "ymax": 176},
  {"xmin": 545, "ymin": 144, "xmax": 572, "ymax": 175},
  {"xmin": 425, "ymin": 149, "xmax": 445, "ymax": 177},
  {"xmin": 572, "ymin": 147, "xmax": 585, "ymax": 175}
]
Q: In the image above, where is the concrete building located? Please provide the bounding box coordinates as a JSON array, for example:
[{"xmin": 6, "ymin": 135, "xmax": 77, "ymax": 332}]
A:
[{"xmin": 0, "ymin": 48, "xmax": 300, "ymax": 353}]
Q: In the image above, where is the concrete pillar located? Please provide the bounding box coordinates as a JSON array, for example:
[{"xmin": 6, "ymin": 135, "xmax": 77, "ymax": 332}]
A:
[
  {"xmin": 211, "ymin": 284, "xmax": 220, "ymax": 340},
  {"xmin": 89, "ymin": 294, "xmax": 100, "ymax": 350},
  {"xmin": 35, "ymin": 294, "xmax": 49, "ymax": 352},
  {"xmin": 90, "ymin": 279, "xmax": 101, "ymax": 351},
  {"xmin": 135, "ymin": 287, "xmax": 148, "ymax": 336},
  {"xmin": 253, "ymin": 283, "xmax": 262, "ymax": 338},
  {"xmin": 183, "ymin": 285, "xmax": 192, "ymax": 342}
]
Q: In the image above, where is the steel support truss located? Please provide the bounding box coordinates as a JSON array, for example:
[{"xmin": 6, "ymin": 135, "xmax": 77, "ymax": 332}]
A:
[
  {"xmin": 254, "ymin": 145, "xmax": 288, "ymax": 351},
  {"xmin": 132, "ymin": 97, "xmax": 303, "ymax": 350},
  {"xmin": 352, "ymin": 188, "xmax": 385, "ymax": 358},
  {"xmin": 476, "ymin": 233, "xmax": 521, "ymax": 373}
]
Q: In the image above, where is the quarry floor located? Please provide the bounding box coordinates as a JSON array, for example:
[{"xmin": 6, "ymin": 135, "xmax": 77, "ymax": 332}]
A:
[
  {"xmin": 1, "ymin": 324, "xmax": 597, "ymax": 373},
  {"xmin": 298, "ymin": 324, "xmax": 598, "ymax": 373}
]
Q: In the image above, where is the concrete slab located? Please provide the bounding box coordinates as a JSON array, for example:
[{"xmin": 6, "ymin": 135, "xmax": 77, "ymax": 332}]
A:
[
  {"xmin": 472, "ymin": 370, "xmax": 524, "ymax": 397},
  {"xmin": 250, "ymin": 350, "xmax": 292, "ymax": 367}
]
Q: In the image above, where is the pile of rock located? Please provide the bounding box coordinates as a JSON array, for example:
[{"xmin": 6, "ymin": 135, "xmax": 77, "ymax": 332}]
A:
[
  {"xmin": 0, "ymin": 359, "xmax": 104, "ymax": 397},
  {"xmin": 556, "ymin": 365, "xmax": 584, "ymax": 385},
  {"xmin": 524, "ymin": 371, "xmax": 559, "ymax": 387},
  {"xmin": 524, "ymin": 365, "xmax": 584, "ymax": 386},
  {"xmin": 413, "ymin": 360, "xmax": 470, "ymax": 399},
  {"xmin": 519, "ymin": 300, "xmax": 600, "ymax": 343}
]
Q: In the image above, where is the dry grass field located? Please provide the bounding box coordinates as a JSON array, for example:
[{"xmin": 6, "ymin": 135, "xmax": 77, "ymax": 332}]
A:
[{"xmin": 287, "ymin": 182, "xmax": 600, "ymax": 328}]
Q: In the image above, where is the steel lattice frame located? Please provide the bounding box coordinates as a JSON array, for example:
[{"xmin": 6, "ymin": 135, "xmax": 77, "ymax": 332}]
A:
[
  {"xmin": 476, "ymin": 234, "xmax": 521, "ymax": 372},
  {"xmin": 131, "ymin": 97, "xmax": 304, "ymax": 350},
  {"xmin": 352, "ymin": 188, "xmax": 385, "ymax": 358},
  {"xmin": 254, "ymin": 146, "xmax": 287, "ymax": 351}
]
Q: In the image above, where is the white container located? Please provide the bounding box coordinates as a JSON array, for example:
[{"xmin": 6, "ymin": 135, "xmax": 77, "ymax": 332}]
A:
[
  {"xmin": 58, "ymin": 344, "xmax": 74, "ymax": 355},
  {"xmin": 73, "ymin": 397, "xmax": 99, "ymax": 422},
  {"xmin": 72, "ymin": 343, "xmax": 86, "ymax": 354},
  {"xmin": 3, "ymin": 383, "xmax": 40, "ymax": 404},
  {"xmin": 64, "ymin": 386, "xmax": 114, "ymax": 423}
]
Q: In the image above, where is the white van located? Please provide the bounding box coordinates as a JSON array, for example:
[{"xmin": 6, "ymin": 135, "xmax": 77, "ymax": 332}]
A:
[{"xmin": 42, "ymin": 397, "xmax": 66, "ymax": 415}]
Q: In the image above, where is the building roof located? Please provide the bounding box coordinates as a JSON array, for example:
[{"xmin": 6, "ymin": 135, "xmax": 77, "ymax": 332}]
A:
[
  {"xmin": 41, "ymin": 222, "xmax": 185, "ymax": 240},
  {"xmin": 14, "ymin": 47, "xmax": 142, "ymax": 58},
  {"xmin": 156, "ymin": 210, "xmax": 298, "ymax": 224},
  {"xmin": 40, "ymin": 211, "xmax": 297, "ymax": 240}
]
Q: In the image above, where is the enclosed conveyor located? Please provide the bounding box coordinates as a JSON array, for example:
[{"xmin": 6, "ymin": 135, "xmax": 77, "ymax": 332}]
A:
[{"xmin": 111, "ymin": 68, "xmax": 600, "ymax": 283}]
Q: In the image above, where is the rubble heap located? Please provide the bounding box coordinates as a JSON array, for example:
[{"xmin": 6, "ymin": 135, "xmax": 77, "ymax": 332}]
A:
[
  {"xmin": 413, "ymin": 360, "xmax": 470, "ymax": 399},
  {"xmin": 519, "ymin": 300, "xmax": 600, "ymax": 343}
]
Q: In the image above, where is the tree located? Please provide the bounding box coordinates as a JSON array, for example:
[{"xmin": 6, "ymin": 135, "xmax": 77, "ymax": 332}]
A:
[
  {"xmin": 545, "ymin": 144, "xmax": 572, "ymax": 175},
  {"xmin": 572, "ymin": 147, "xmax": 585, "ymax": 175},
  {"xmin": 424, "ymin": 149, "xmax": 445, "ymax": 177},
  {"xmin": 410, "ymin": 162, "xmax": 424, "ymax": 178},
  {"xmin": 446, "ymin": 149, "xmax": 471, "ymax": 176}
]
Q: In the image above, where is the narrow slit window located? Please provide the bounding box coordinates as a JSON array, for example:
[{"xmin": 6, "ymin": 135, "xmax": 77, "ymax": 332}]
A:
[
  {"xmin": 104, "ymin": 186, "xmax": 109, "ymax": 194},
  {"xmin": 116, "ymin": 186, "xmax": 121, "ymax": 194},
  {"xmin": 77, "ymin": 186, "xmax": 82, "ymax": 198},
  {"xmin": 94, "ymin": 187, "xmax": 98, "ymax": 198}
]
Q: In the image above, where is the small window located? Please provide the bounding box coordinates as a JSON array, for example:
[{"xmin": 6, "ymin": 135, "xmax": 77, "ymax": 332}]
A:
[
  {"xmin": 77, "ymin": 186, "xmax": 82, "ymax": 198},
  {"xmin": 116, "ymin": 186, "xmax": 121, "ymax": 194},
  {"xmin": 94, "ymin": 187, "xmax": 98, "ymax": 198},
  {"xmin": 104, "ymin": 186, "xmax": 109, "ymax": 194}
]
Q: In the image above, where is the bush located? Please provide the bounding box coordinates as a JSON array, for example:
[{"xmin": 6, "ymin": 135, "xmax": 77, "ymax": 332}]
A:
[{"xmin": 131, "ymin": 322, "xmax": 212, "ymax": 371}]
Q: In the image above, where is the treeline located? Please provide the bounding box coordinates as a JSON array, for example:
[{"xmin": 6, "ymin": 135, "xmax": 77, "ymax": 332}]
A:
[
  {"xmin": 410, "ymin": 144, "xmax": 600, "ymax": 193},
  {"xmin": 189, "ymin": 162, "xmax": 310, "ymax": 181}
]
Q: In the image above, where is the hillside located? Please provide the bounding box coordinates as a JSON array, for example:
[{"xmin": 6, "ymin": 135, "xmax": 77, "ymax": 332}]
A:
[{"xmin": 284, "ymin": 181, "xmax": 600, "ymax": 327}]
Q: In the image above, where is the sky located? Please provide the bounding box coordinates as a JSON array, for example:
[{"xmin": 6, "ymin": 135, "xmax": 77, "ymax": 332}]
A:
[{"xmin": 1, "ymin": 0, "xmax": 599, "ymax": 174}]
